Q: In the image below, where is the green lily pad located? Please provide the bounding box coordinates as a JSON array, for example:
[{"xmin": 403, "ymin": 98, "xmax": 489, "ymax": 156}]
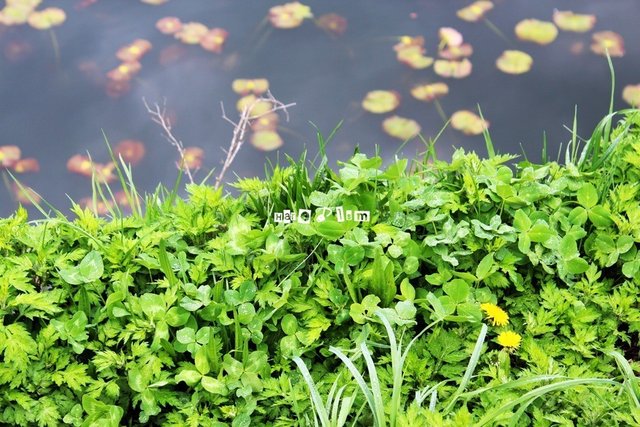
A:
[
  {"xmin": 622, "ymin": 84, "xmax": 640, "ymax": 107},
  {"xmin": 251, "ymin": 131, "xmax": 283, "ymax": 151},
  {"xmin": 496, "ymin": 50, "xmax": 533, "ymax": 75},
  {"xmin": 451, "ymin": 110, "xmax": 489, "ymax": 135},
  {"xmin": 434, "ymin": 58, "xmax": 472, "ymax": 78},
  {"xmin": 362, "ymin": 90, "xmax": 400, "ymax": 114},
  {"xmin": 27, "ymin": 7, "xmax": 66, "ymax": 30},
  {"xmin": 382, "ymin": 116, "xmax": 421, "ymax": 140},
  {"xmin": 457, "ymin": 1, "xmax": 493, "ymax": 23},
  {"xmin": 396, "ymin": 45, "xmax": 434, "ymax": 69},
  {"xmin": 515, "ymin": 19, "xmax": 558, "ymax": 45},
  {"xmin": 410, "ymin": 82, "xmax": 449, "ymax": 102},
  {"xmin": 553, "ymin": 10, "xmax": 596, "ymax": 33},
  {"xmin": 591, "ymin": 31, "xmax": 625, "ymax": 57}
]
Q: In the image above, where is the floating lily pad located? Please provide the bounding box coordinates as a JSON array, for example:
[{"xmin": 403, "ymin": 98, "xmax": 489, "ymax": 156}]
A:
[
  {"xmin": 396, "ymin": 45, "xmax": 434, "ymax": 69},
  {"xmin": 457, "ymin": 1, "xmax": 493, "ymax": 22},
  {"xmin": 106, "ymin": 61, "xmax": 141, "ymax": 82},
  {"xmin": 394, "ymin": 36, "xmax": 425, "ymax": 52},
  {"xmin": 13, "ymin": 158, "xmax": 39, "ymax": 173},
  {"xmin": 27, "ymin": 7, "xmax": 66, "ymax": 30},
  {"xmin": 434, "ymin": 58, "xmax": 472, "ymax": 78},
  {"xmin": 451, "ymin": 110, "xmax": 489, "ymax": 135},
  {"xmin": 0, "ymin": 5, "xmax": 33, "ymax": 26},
  {"xmin": 269, "ymin": 2, "xmax": 312, "ymax": 29},
  {"xmin": 13, "ymin": 184, "xmax": 41, "ymax": 205},
  {"xmin": 66, "ymin": 154, "xmax": 93, "ymax": 176},
  {"xmin": 439, "ymin": 27, "xmax": 463, "ymax": 48},
  {"xmin": 362, "ymin": 90, "xmax": 400, "ymax": 114},
  {"xmin": 316, "ymin": 13, "xmax": 347, "ymax": 36},
  {"xmin": 116, "ymin": 39, "xmax": 152, "ymax": 63},
  {"xmin": 201, "ymin": 28, "xmax": 228, "ymax": 53},
  {"xmin": 410, "ymin": 83, "xmax": 449, "ymax": 102},
  {"xmin": 156, "ymin": 17, "xmax": 182, "ymax": 35},
  {"xmin": 382, "ymin": 116, "xmax": 421, "ymax": 140},
  {"xmin": 175, "ymin": 22, "xmax": 208, "ymax": 44},
  {"xmin": 439, "ymin": 43, "xmax": 473, "ymax": 60},
  {"xmin": 114, "ymin": 140, "xmax": 145, "ymax": 165},
  {"xmin": 251, "ymin": 131, "xmax": 284, "ymax": 151},
  {"xmin": 232, "ymin": 79, "xmax": 270, "ymax": 95},
  {"xmin": 515, "ymin": 19, "xmax": 558, "ymax": 45},
  {"xmin": 251, "ymin": 112, "xmax": 279, "ymax": 132},
  {"xmin": 496, "ymin": 50, "xmax": 533, "ymax": 75},
  {"xmin": 591, "ymin": 31, "xmax": 625, "ymax": 57},
  {"xmin": 236, "ymin": 95, "xmax": 274, "ymax": 118},
  {"xmin": 180, "ymin": 147, "xmax": 204, "ymax": 170},
  {"xmin": 0, "ymin": 145, "xmax": 21, "ymax": 168},
  {"xmin": 553, "ymin": 10, "xmax": 596, "ymax": 33},
  {"xmin": 140, "ymin": 0, "xmax": 168, "ymax": 4},
  {"xmin": 622, "ymin": 84, "xmax": 640, "ymax": 107}
]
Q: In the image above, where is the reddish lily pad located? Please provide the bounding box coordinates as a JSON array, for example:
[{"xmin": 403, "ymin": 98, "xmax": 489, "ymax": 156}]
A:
[
  {"xmin": 434, "ymin": 58, "xmax": 472, "ymax": 78},
  {"xmin": 591, "ymin": 31, "xmax": 625, "ymax": 57},
  {"xmin": 622, "ymin": 84, "xmax": 640, "ymax": 107},
  {"xmin": 232, "ymin": 79, "xmax": 270, "ymax": 95},
  {"xmin": 251, "ymin": 131, "xmax": 284, "ymax": 151},
  {"xmin": 27, "ymin": 7, "xmax": 66, "ymax": 30},
  {"xmin": 116, "ymin": 39, "xmax": 152, "ymax": 63},
  {"xmin": 13, "ymin": 158, "xmax": 40, "ymax": 173},
  {"xmin": 175, "ymin": 22, "xmax": 208, "ymax": 44},
  {"xmin": 410, "ymin": 83, "xmax": 449, "ymax": 102},
  {"xmin": 107, "ymin": 62, "xmax": 142, "ymax": 82},
  {"xmin": 0, "ymin": 145, "xmax": 21, "ymax": 168},
  {"xmin": 251, "ymin": 112, "xmax": 279, "ymax": 132},
  {"xmin": 179, "ymin": 147, "xmax": 204, "ymax": 170},
  {"xmin": 140, "ymin": 0, "xmax": 168, "ymax": 4},
  {"xmin": 114, "ymin": 140, "xmax": 145, "ymax": 165},
  {"xmin": 396, "ymin": 46, "xmax": 433, "ymax": 69},
  {"xmin": 457, "ymin": 1, "xmax": 493, "ymax": 23},
  {"xmin": 515, "ymin": 19, "xmax": 558, "ymax": 45},
  {"xmin": 156, "ymin": 17, "xmax": 182, "ymax": 34},
  {"xmin": 269, "ymin": 2, "xmax": 312, "ymax": 29},
  {"xmin": 439, "ymin": 44, "xmax": 473, "ymax": 60},
  {"xmin": 237, "ymin": 95, "xmax": 274, "ymax": 118},
  {"xmin": 200, "ymin": 28, "xmax": 228, "ymax": 53},
  {"xmin": 439, "ymin": 27, "xmax": 463, "ymax": 48},
  {"xmin": 13, "ymin": 184, "xmax": 41, "ymax": 205},
  {"xmin": 496, "ymin": 50, "xmax": 533, "ymax": 75},
  {"xmin": 316, "ymin": 13, "xmax": 347, "ymax": 36},
  {"xmin": 451, "ymin": 110, "xmax": 489, "ymax": 135},
  {"xmin": 553, "ymin": 10, "xmax": 596, "ymax": 33},
  {"xmin": 362, "ymin": 90, "xmax": 400, "ymax": 114},
  {"xmin": 394, "ymin": 36, "xmax": 425, "ymax": 52},
  {"xmin": 382, "ymin": 116, "xmax": 421, "ymax": 140}
]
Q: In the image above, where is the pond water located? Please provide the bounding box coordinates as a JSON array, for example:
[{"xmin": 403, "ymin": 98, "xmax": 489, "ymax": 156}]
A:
[{"xmin": 1, "ymin": 0, "xmax": 639, "ymax": 217}]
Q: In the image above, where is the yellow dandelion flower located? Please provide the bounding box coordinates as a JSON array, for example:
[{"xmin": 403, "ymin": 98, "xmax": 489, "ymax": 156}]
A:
[
  {"xmin": 497, "ymin": 331, "xmax": 522, "ymax": 349},
  {"xmin": 480, "ymin": 303, "xmax": 509, "ymax": 326}
]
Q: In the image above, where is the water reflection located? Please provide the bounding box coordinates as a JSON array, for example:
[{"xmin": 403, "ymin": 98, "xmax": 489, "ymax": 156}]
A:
[{"xmin": 1, "ymin": 0, "xmax": 639, "ymax": 217}]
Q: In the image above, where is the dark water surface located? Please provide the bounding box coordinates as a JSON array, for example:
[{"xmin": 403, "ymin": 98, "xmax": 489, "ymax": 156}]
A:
[{"xmin": 1, "ymin": 0, "xmax": 639, "ymax": 217}]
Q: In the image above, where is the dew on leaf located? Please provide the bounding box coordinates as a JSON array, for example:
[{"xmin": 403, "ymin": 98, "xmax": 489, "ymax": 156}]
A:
[
  {"xmin": 515, "ymin": 19, "xmax": 558, "ymax": 45},
  {"xmin": 496, "ymin": 50, "xmax": 533, "ymax": 75},
  {"xmin": 590, "ymin": 31, "xmax": 625, "ymax": 57},
  {"xmin": 269, "ymin": 2, "xmax": 312, "ymax": 29},
  {"xmin": 156, "ymin": 17, "xmax": 182, "ymax": 35},
  {"xmin": 434, "ymin": 58, "xmax": 472, "ymax": 78},
  {"xmin": 553, "ymin": 10, "xmax": 596, "ymax": 33},
  {"xmin": 382, "ymin": 116, "xmax": 421, "ymax": 140},
  {"xmin": 362, "ymin": 90, "xmax": 400, "ymax": 114},
  {"xmin": 622, "ymin": 84, "xmax": 640, "ymax": 107},
  {"xmin": 232, "ymin": 79, "xmax": 270, "ymax": 96},
  {"xmin": 114, "ymin": 140, "xmax": 145, "ymax": 166},
  {"xmin": 410, "ymin": 83, "xmax": 449, "ymax": 102},
  {"xmin": 316, "ymin": 13, "xmax": 347, "ymax": 36},
  {"xmin": 451, "ymin": 110, "xmax": 489, "ymax": 135},
  {"xmin": 457, "ymin": 1, "xmax": 493, "ymax": 23},
  {"xmin": 251, "ymin": 131, "xmax": 284, "ymax": 151}
]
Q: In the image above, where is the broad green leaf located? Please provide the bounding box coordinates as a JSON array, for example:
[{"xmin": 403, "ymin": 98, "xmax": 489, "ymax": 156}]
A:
[
  {"xmin": 175, "ymin": 369, "xmax": 202, "ymax": 386},
  {"xmin": 475, "ymin": 253, "xmax": 495, "ymax": 281},
  {"xmin": 140, "ymin": 293, "xmax": 165, "ymax": 320},
  {"xmin": 443, "ymin": 279, "xmax": 470, "ymax": 303},
  {"xmin": 201, "ymin": 376, "xmax": 229, "ymax": 395},
  {"xmin": 577, "ymin": 183, "xmax": 598, "ymax": 208}
]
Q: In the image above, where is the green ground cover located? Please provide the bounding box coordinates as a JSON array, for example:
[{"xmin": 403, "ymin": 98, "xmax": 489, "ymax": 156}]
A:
[{"xmin": 1, "ymin": 110, "xmax": 640, "ymax": 426}]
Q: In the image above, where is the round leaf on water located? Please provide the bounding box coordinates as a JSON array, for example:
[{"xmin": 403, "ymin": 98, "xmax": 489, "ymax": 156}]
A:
[
  {"xmin": 457, "ymin": 1, "xmax": 493, "ymax": 22},
  {"xmin": 496, "ymin": 50, "xmax": 532, "ymax": 75},
  {"xmin": 362, "ymin": 90, "xmax": 400, "ymax": 114},
  {"xmin": 396, "ymin": 46, "xmax": 434, "ymax": 69},
  {"xmin": 382, "ymin": 116, "xmax": 421, "ymax": 140},
  {"xmin": 434, "ymin": 59, "xmax": 472, "ymax": 78},
  {"xmin": 27, "ymin": 7, "xmax": 66, "ymax": 30},
  {"xmin": 269, "ymin": 2, "xmax": 312, "ymax": 29},
  {"xmin": 450, "ymin": 110, "xmax": 489, "ymax": 135},
  {"xmin": 175, "ymin": 22, "xmax": 208, "ymax": 44},
  {"xmin": 411, "ymin": 82, "xmax": 449, "ymax": 102},
  {"xmin": 438, "ymin": 27, "xmax": 463, "ymax": 47},
  {"xmin": 590, "ymin": 31, "xmax": 625, "ymax": 57},
  {"xmin": 622, "ymin": 84, "xmax": 640, "ymax": 107},
  {"xmin": 250, "ymin": 131, "xmax": 283, "ymax": 151},
  {"xmin": 553, "ymin": 10, "xmax": 596, "ymax": 33},
  {"xmin": 515, "ymin": 19, "xmax": 558, "ymax": 45}
]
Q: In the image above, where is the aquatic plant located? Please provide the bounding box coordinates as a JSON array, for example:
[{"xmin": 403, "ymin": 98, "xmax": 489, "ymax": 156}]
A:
[
  {"xmin": 514, "ymin": 19, "xmax": 558, "ymax": 45},
  {"xmin": 450, "ymin": 110, "xmax": 489, "ymax": 135},
  {"xmin": 361, "ymin": 90, "xmax": 401, "ymax": 114},
  {"xmin": 382, "ymin": 115, "xmax": 421, "ymax": 140},
  {"xmin": 552, "ymin": 10, "xmax": 597, "ymax": 33},
  {"xmin": 496, "ymin": 50, "xmax": 533, "ymax": 75}
]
